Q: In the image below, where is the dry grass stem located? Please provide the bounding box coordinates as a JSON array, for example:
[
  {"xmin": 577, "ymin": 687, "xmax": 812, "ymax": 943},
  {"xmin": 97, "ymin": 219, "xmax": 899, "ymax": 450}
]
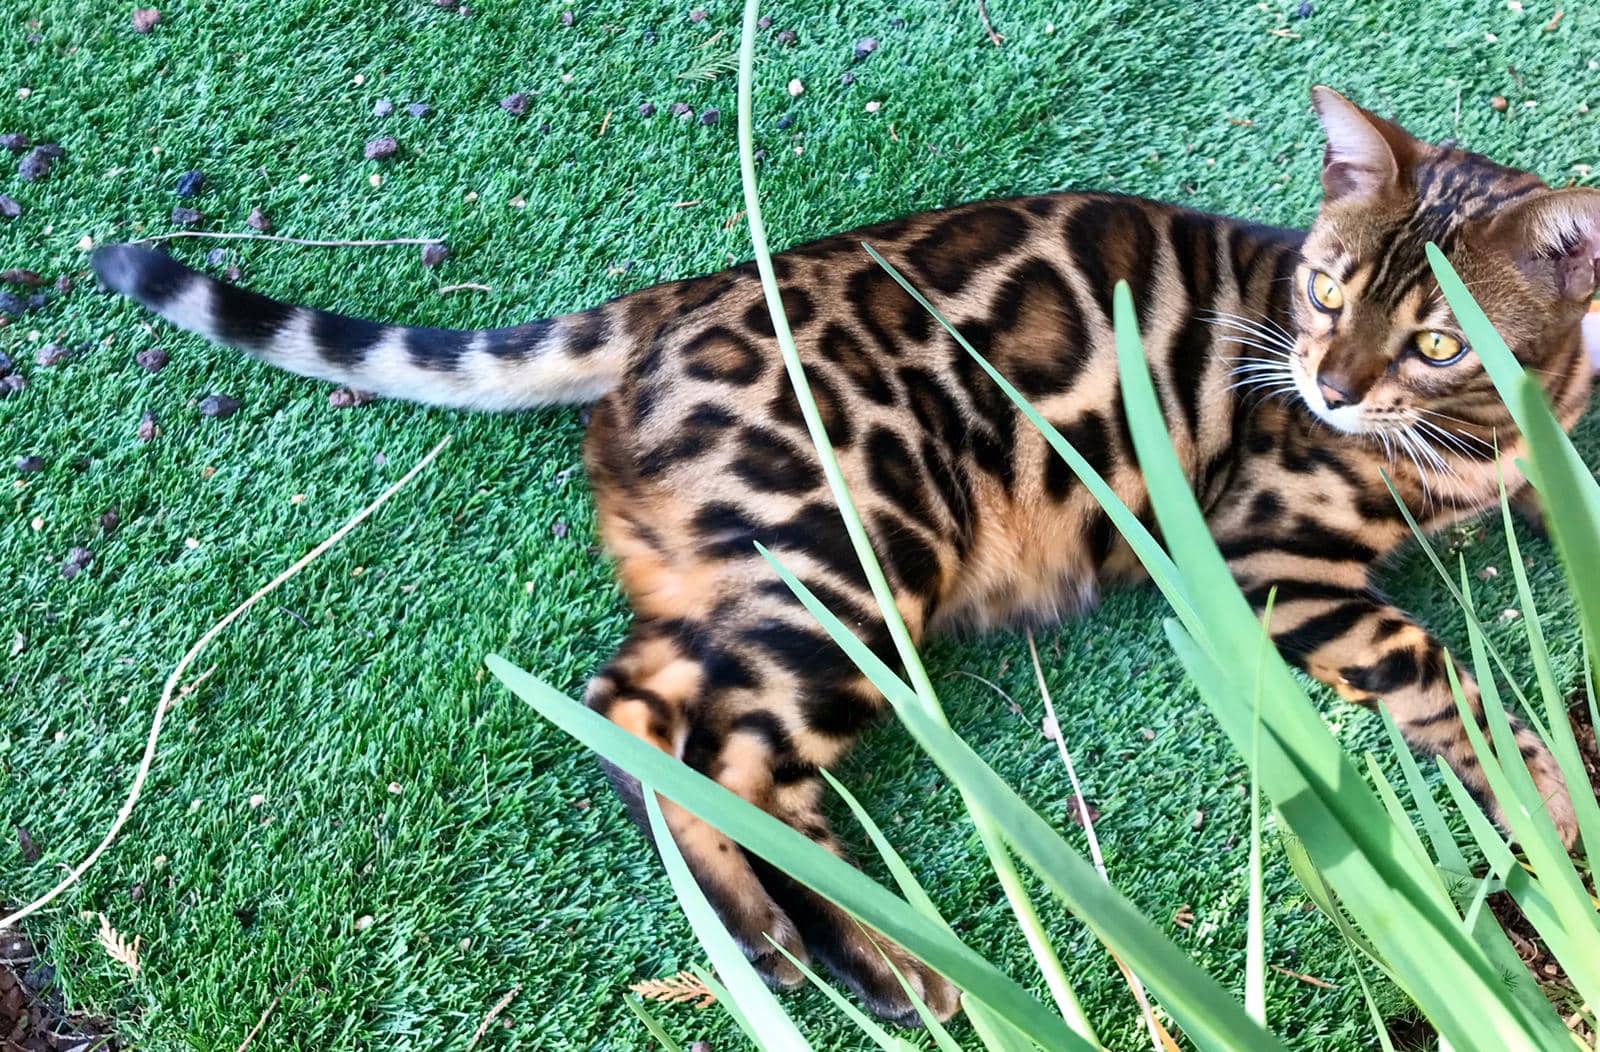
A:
[
  {"xmin": 465, "ymin": 984, "xmax": 522, "ymax": 1050},
  {"xmin": 127, "ymin": 231, "xmax": 445, "ymax": 248},
  {"xmin": 235, "ymin": 965, "xmax": 308, "ymax": 1051},
  {"xmin": 0, "ymin": 436, "xmax": 452, "ymax": 932}
]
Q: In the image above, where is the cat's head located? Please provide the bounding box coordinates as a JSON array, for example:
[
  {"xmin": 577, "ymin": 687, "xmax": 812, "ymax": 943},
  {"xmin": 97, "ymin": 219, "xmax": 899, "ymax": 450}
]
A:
[{"xmin": 1287, "ymin": 86, "xmax": 1599, "ymax": 450}]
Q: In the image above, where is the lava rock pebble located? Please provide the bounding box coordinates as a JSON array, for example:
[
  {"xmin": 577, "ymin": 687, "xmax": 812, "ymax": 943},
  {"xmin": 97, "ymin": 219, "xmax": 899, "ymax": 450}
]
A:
[
  {"xmin": 25, "ymin": 292, "xmax": 47, "ymax": 311},
  {"xmin": 775, "ymin": 29, "xmax": 797, "ymax": 46},
  {"xmin": 223, "ymin": 265, "xmax": 242, "ymax": 282},
  {"xmin": 420, "ymin": 242, "xmax": 450, "ymax": 268},
  {"xmin": 852, "ymin": 37, "xmax": 877, "ymax": 60},
  {"xmin": 1490, "ymin": 95, "xmax": 1509, "ymax": 112},
  {"xmin": 246, "ymin": 207, "xmax": 271, "ymax": 232},
  {"xmin": 61, "ymin": 547, "xmax": 93, "ymax": 579},
  {"xmin": 132, "ymin": 7, "xmax": 160, "ymax": 31},
  {"xmin": 176, "ymin": 169, "xmax": 205, "ymax": 197},
  {"xmin": 0, "ymin": 133, "xmax": 27, "ymax": 154},
  {"xmin": 0, "ymin": 351, "xmax": 12, "ymax": 375},
  {"xmin": 35, "ymin": 343, "xmax": 69, "ymax": 366},
  {"xmin": 15, "ymin": 455, "xmax": 44, "ymax": 474},
  {"xmin": 699, "ymin": 108, "xmax": 720, "ymax": 126},
  {"xmin": 638, "ymin": 101, "xmax": 656, "ymax": 117},
  {"xmin": 171, "ymin": 206, "xmax": 203, "ymax": 226},
  {"xmin": 757, "ymin": 14, "xmax": 771, "ymax": 28},
  {"xmin": 99, "ymin": 508, "xmax": 119, "ymax": 532},
  {"xmin": 501, "ymin": 92, "xmax": 530, "ymax": 116},
  {"xmin": 559, "ymin": 9, "xmax": 574, "ymax": 25},
  {"xmin": 1293, "ymin": 0, "xmax": 1313, "ymax": 16},
  {"xmin": 670, "ymin": 102, "xmax": 693, "ymax": 118},
  {"xmin": 688, "ymin": 8, "xmax": 706, "ymax": 21},
  {"xmin": 1, "ymin": 269, "xmax": 42, "ymax": 287},
  {"xmin": 328, "ymin": 387, "xmax": 375, "ymax": 409},
  {"xmin": 205, "ymin": 248, "xmax": 227, "ymax": 267},
  {"xmin": 54, "ymin": 275, "xmax": 72, "ymax": 295},
  {"xmin": 776, "ymin": 113, "xmax": 795, "ymax": 130},
  {"xmin": 1, "ymin": 374, "xmax": 26, "ymax": 396},
  {"xmin": 406, "ymin": 102, "xmax": 431, "ymax": 118},
  {"xmin": 890, "ymin": 16, "xmax": 907, "ymax": 28},
  {"xmin": 18, "ymin": 146, "xmax": 60, "ymax": 182},
  {"xmin": 0, "ymin": 292, "xmax": 23, "ymax": 316},
  {"xmin": 199, "ymin": 393, "xmax": 240, "ymax": 418},
  {"xmin": 0, "ymin": 195, "xmax": 20, "ymax": 220},
  {"xmin": 364, "ymin": 136, "xmax": 399, "ymax": 160},
  {"xmin": 373, "ymin": 98, "xmax": 395, "ymax": 117},
  {"xmin": 135, "ymin": 347, "xmax": 169, "ymax": 372},
  {"xmin": 137, "ymin": 410, "xmax": 158, "ymax": 440}
]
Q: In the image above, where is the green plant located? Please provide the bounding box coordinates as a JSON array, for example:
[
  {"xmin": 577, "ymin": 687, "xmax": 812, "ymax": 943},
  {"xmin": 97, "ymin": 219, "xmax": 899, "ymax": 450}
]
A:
[{"xmin": 487, "ymin": 5, "xmax": 1600, "ymax": 1049}]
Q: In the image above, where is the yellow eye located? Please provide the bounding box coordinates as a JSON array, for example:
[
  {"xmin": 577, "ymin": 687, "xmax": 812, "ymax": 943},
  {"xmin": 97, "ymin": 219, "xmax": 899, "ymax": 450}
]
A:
[
  {"xmin": 1414, "ymin": 331, "xmax": 1467, "ymax": 364},
  {"xmin": 1307, "ymin": 270, "xmax": 1344, "ymax": 313}
]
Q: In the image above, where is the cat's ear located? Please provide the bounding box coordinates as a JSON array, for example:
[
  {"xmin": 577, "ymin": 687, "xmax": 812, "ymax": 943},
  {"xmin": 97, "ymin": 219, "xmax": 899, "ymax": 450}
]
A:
[
  {"xmin": 1310, "ymin": 86, "xmax": 1421, "ymax": 202},
  {"xmin": 1483, "ymin": 188, "xmax": 1600, "ymax": 302}
]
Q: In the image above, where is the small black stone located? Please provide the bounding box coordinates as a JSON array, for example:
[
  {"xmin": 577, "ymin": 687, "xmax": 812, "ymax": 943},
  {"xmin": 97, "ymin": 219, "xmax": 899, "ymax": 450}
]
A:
[
  {"xmin": 757, "ymin": 14, "xmax": 771, "ymax": 28},
  {"xmin": 1, "ymin": 268, "xmax": 42, "ymax": 286},
  {"xmin": 852, "ymin": 37, "xmax": 877, "ymax": 60},
  {"xmin": 61, "ymin": 546, "xmax": 92, "ymax": 578},
  {"xmin": 223, "ymin": 265, "xmax": 242, "ymax": 282},
  {"xmin": 137, "ymin": 409, "xmax": 157, "ymax": 440},
  {"xmin": 406, "ymin": 102, "xmax": 432, "ymax": 118},
  {"xmin": 889, "ymin": 16, "xmax": 907, "ymax": 28},
  {"xmin": 0, "ymin": 351, "xmax": 12, "ymax": 375},
  {"xmin": 364, "ymin": 136, "xmax": 399, "ymax": 160},
  {"xmin": 100, "ymin": 508, "xmax": 119, "ymax": 532},
  {"xmin": 17, "ymin": 146, "xmax": 56, "ymax": 182},
  {"xmin": 0, "ymin": 291, "xmax": 23, "ymax": 316},
  {"xmin": 25, "ymin": 292, "xmax": 47, "ymax": 311},
  {"xmin": 688, "ymin": 8, "xmax": 706, "ymax": 21},
  {"xmin": 699, "ymin": 108, "xmax": 720, "ymax": 126},
  {"xmin": 135, "ymin": 347, "xmax": 169, "ymax": 372},
  {"xmin": 175, "ymin": 169, "xmax": 205, "ymax": 197},
  {"xmin": 21, "ymin": 962, "xmax": 54, "ymax": 991},
  {"xmin": 642, "ymin": 28, "xmax": 657, "ymax": 43},
  {"xmin": 54, "ymin": 275, "xmax": 72, "ymax": 295},
  {"xmin": 35, "ymin": 144, "xmax": 64, "ymax": 159},
  {"xmin": 775, "ymin": 28, "xmax": 797, "ymax": 46},
  {"xmin": 776, "ymin": 113, "xmax": 795, "ymax": 130},
  {"xmin": 0, "ymin": 194, "xmax": 20, "ymax": 220},
  {"xmin": 205, "ymin": 248, "xmax": 226, "ymax": 267},
  {"xmin": 0, "ymin": 374, "xmax": 27, "ymax": 396},
  {"xmin": 171, "ymin": 206, "xmax": 203, "ymax": 226},
  {"xmin": 669, "ymin": 102, "xmax": 693, "ymax": 118},
  {"xmin": 1293, "ymin": 0, "xmax": 1313, "ymax": 16},
  {"xmin": 35, "ymin": 342, "xmax": 70, "ymax": 366},
  {"xmin": 15, "ymin": 455, "xmax": 44, "ymax": 474},
  {"xmin": 420, "ymin": 242, "xmax": 450, "ymax": 267},
  {"xmin": 0, "ymin": 133, "xmax": 27, "ymax": 154},
  {"xmin": 199, "ymin": 393, "xmax": 240, "ymax": 418},
  {"xmin": 637, "ymin": 101, "xmax": 656, "ymax": 117},
  {"xmin": 538, "ymin": 121, "xmax": 552, "ymax": 134},
  {"xmin": 500, "ymin": 92, "xmax": 530, "ymax": 116},
  {"xmin": 247, "ymin": 206, "xmax": 271, "ymax": 232}
]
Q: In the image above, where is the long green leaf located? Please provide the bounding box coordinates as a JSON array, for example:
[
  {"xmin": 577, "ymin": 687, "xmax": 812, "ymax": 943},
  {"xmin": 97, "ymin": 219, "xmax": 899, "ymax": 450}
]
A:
[
  {"xmin": 486, "ymin": 654, "xmax": 1091, "ymax": 1052},
  {"xmin": 645, "ymin": 792, "xmax": 812, "ymax": 1052},
  {"xmin": 767, "ymin": 940, "xmax": 919, "ymax": 1052},
  {"xmin": 625, "ymin": 996, "xmax": 689, "ymax": 1052}
]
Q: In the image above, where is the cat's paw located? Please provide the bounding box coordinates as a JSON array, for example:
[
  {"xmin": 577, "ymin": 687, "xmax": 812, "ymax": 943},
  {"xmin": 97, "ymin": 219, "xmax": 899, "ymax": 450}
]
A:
[
  {"xmin": 822, "ymin": 922, "xmax": 962, "ymax": 1027},
  {"xmin": 1496, "ymin": 728, "xmax": 1580, "ymax": 850}
]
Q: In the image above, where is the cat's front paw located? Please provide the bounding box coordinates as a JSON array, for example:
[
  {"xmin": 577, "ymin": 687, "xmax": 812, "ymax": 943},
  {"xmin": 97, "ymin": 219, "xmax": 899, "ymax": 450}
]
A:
[{"xmin": 1495, "ymin": 727, "xmax": 1580, "ymax": 850}]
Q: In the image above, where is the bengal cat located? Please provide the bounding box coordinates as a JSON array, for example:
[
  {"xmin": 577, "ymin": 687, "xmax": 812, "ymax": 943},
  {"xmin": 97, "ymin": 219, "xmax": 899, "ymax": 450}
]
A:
[{"xmin": 91, "ymin": 87, "xmax": 1600, "ymax": 1023}]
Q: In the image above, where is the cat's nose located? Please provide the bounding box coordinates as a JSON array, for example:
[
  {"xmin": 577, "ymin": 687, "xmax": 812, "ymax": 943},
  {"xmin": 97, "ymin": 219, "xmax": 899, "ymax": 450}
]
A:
[{"xmin": 1317, "ymin": 375, "xmax": 1358, "ymax": 409}]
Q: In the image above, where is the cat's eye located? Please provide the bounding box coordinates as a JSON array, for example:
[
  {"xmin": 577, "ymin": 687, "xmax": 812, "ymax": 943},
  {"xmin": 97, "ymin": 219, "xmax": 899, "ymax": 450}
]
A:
[
  {"xmin": 1414, "ymin": 330, "xmax": 1468, "ymax": 365},
  {"xmin": 1307, "ymin": 270, "xmax": 1343, "ymax": 313}
]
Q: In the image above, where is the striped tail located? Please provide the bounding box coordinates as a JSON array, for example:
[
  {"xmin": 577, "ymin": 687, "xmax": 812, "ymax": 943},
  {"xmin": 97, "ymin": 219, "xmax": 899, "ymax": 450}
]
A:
[{"xmin": 90, "ymin": 244, "xmax": 633, "ymax": 410}]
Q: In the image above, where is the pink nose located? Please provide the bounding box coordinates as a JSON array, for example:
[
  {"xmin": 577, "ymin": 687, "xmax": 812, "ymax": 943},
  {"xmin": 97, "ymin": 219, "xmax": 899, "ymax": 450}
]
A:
[{"xmin": 1317, "ymin": 376, "xmax": 1357, "ymax": 409}]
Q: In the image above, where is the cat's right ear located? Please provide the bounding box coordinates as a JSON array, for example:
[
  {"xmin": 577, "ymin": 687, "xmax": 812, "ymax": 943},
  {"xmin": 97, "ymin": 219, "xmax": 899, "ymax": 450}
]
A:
[{"xmin": 1311, "ymin": 86, "xmax": 1418, "ymax": 202}]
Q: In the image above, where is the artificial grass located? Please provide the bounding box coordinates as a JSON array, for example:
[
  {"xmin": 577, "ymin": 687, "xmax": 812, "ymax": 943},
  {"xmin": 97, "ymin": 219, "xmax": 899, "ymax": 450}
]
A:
[{"xmin": 1, "ymin": 0, "xmax": 1597, "ymax": 1048}]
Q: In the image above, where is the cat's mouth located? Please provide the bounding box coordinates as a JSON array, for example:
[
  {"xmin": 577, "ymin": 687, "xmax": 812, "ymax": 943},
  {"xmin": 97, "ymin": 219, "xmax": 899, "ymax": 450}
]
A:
[{"xmin": 1287, "ymin": 353, "xmax": 1368, "ymax": 434}]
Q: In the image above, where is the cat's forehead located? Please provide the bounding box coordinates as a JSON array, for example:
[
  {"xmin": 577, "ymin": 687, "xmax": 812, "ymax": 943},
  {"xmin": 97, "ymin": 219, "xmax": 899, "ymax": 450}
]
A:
[{"xmin": 1309, "ymin": 148, "xmax": 1545, "ymax": 308}]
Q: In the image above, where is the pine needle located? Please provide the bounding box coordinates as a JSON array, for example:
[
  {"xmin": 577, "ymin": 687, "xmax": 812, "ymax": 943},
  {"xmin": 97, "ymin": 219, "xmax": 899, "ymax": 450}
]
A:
[
  {"xmin": 677, "ymin": 51, "xmax": 741, "ymax": 81},
  {"xmin": 95, "ymin": 913, "xmax": 141, "ymax": 978},
  {"xmin": 629, "ymin": 969, "xmax": 718, "ymax": 1009}
]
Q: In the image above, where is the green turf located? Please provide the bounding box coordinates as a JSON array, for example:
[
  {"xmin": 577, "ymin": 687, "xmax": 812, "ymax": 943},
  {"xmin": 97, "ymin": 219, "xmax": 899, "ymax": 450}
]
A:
[{"xmin": 2, "ymin": 0, "xmax": 1597, "ymax": 1048}]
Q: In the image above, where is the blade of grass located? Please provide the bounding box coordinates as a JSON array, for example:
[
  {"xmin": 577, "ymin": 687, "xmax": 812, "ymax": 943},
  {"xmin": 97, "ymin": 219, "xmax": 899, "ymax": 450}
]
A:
[
  {"xmin": 486, "ymin": 654, "xmax": 1094, "ymax": 1052},
  {"xmin": 645, "ymin": 791, "xmax": 812, "ymax": 1052},
  {"xmin": 689, "ymin": 965, "xmax": 762, "ymax": 1048},
  {"xmin": 625, "ymin": 996, "xmax": 689, "ymax": 1052},
  {"xmin": 1246, "ymin": 593, "xmax": 1273, "ymax": 1030},
  {"xmin": 1380, "ymin": 710, "xmax": 1468, "ymax": 876},
  {"xmin": 766, "ymin": 940, "xmax": 919, "ymax": 1052}
]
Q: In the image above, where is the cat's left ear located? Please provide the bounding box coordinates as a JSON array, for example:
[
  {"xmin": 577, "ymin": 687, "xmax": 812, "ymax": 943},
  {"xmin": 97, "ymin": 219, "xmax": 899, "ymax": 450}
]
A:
[{"xmin": 1482, "ymin": 187, "xmax": 1600, "ymax": 302}]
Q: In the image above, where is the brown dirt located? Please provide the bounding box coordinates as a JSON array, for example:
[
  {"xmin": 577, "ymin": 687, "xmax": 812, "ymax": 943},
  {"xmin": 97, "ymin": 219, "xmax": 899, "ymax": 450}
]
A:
[{"xmin": 0, "ymin": 928, "xmax": 116, "ymax": 1051}]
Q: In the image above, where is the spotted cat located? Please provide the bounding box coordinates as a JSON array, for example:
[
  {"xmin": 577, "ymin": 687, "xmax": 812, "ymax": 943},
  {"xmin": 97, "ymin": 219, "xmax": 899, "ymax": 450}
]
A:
[{"xmin": 90, "ymin": 87, "xmax": 1600, "ymax": 1023}]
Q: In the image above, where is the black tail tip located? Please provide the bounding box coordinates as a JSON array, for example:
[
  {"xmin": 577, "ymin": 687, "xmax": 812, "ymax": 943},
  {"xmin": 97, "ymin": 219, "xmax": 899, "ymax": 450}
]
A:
[{"xmin": 90, "ymin": 242, "xmax": 181, "ymax": 299}]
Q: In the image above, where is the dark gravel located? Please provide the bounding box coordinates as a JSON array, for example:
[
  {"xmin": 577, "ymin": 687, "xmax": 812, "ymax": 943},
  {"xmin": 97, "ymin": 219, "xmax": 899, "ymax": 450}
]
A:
[
  {"xmin": 2, "ymin": 268, "xmax": 43, "ymax": 287},
  {"xmin": 559, "ymin": 9, "xmax": 574, "ymax": 25},
  {"xmin": 853, "ymin": 37, "xmax": 877, "ymax": 60},
  {"xmin": 15, "ymin": 455, "xmax": 44, "ymax": 474},
  {"xmin": 373, "ymin": 98, "xmax": 395, "ymax": 117},
  {"xmin": 199, "ymin": 393, "xmax": 240, "ymax": 418},
  {"xmin": 100, "ymin": 508, "xmax": 120, "ymax": 533},
  {"xmin": 699, "ymin": 108, "xmax": 720, "ymax": 126},
  {"xmin": 135, "ymin": 347, "xmax": 169, "ymax": 372},
  {"xmin": 0, "ymin": 351, "xmax": 12, "ymax": 375},
  {"xmin": 669, "ymin": 102, "xmax": 692, "ymax": 118},
  {"xmin": 688, "ymin": 8, "xmax": 706, "ymax": 21},
  {"xmin": 500, "ymin": 92, "xmax": 530, "ymax": 116},
  {"xmin": 328, "ymin": 387, "xmax": 375, "ymax": 409},
  {"xmin": 775, "ymin": 28, "xmax": 797, "ymax": 46},
  {"xmin": 25, "ymin": 292, "xmax": 47, "ymax": 311},
  {"xmin": 170, "ymin": 206, "xmax": 203, "ymax": 226},
  {"xmin": 0, "ymin": 291, "xmax": 23, "ymax": 316},
  {"xmin": 420, "ymin": 242, "xmax": 449, "ymax": 267},
  {"xmin": 406, "ymin": 102, "xmax": 431, "ymax": 118},
  {"xmin": 18, "ymin": 145, "xmax": 60, "ymax": 182},
  {"xmin": 175, "ymin": 169, "xmax": 205, "ymax": 197},
  {"xmin": 60, "ymin": 547, "xmax": 93, "ymax": 579},
  {"xmin": 0, "ymin": 194, "xmax": 20, "ymax": 220},
  {"xmin": 205, "ymin": 248, "xmax": 226, "ymax": 267},
  {"xmin": 637, "ymin": 101, "xmax": 655, "ymax": 118},
  {"xmin": 0, "ymin": 133, "xmax": 26, "ymax": 153},
  {"xmin": 776, "ymin": 113, "xmax": 795, "ymax": 130},
  {"xmin": 35, "ymin": 343, "xmax": 70, "ymax": 367},
  {"xmin": 246, "ymin": 206, "xmax": 271, "ymax": 232},
  {"xmin": 0, "ymin": 374, "xmax": 27, "ymax": 396},
  {"xmin": 364, "ymin": 136, "xmax": 399, "ymax": 160}
]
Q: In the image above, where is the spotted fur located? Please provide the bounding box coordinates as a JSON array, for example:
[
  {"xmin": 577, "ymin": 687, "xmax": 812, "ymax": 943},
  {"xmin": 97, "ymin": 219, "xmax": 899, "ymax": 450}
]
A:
[{"xmin": 91, "ymin": 87, "xmax": 1600, "ymax": 1024}]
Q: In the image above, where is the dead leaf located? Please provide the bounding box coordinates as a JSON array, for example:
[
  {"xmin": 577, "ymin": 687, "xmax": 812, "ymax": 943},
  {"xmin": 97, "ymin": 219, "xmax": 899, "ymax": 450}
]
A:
[{"xmin": 630, "ymin": 970, "xmax": 716, "ymax": 1009}]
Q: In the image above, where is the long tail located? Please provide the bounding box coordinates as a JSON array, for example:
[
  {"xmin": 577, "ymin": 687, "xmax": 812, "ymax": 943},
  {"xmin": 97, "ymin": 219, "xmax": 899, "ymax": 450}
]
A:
[{"xmin": 91, "ymin": 244, "xmax": 639, "ymax": 409}]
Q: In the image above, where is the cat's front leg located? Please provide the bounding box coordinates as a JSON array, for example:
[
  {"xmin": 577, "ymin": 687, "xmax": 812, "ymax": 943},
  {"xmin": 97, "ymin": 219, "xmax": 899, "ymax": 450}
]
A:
[{"xmin": 1235, "ymin": 574, "xmax": 1579, "ymax": 848}]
